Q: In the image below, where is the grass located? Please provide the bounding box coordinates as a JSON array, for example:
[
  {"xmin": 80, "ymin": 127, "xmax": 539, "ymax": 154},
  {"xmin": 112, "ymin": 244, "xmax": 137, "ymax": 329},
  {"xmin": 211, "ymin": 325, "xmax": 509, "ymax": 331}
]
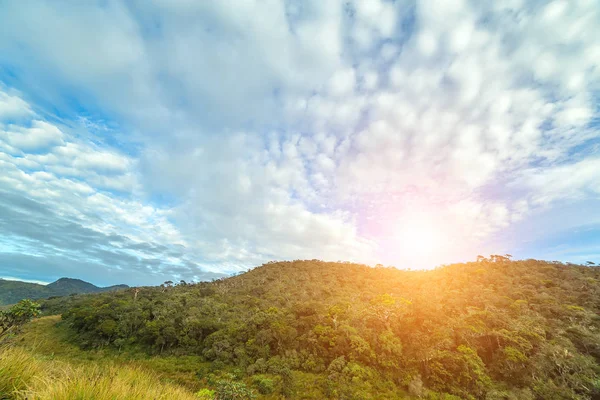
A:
[
  {"xmin": 10, "ymin": 316, "xmax": 208, "ymax": 388},
  {"xmin": 0, "ymin": 346, "xmax": 200, "ymax": 399},
  {"xmin": 0, "ymin": 347, "xmax": 43, "ymax": 397},
  {"xmin": 0, "ymin": 316, "xmax": 205, "ymax": 399}
]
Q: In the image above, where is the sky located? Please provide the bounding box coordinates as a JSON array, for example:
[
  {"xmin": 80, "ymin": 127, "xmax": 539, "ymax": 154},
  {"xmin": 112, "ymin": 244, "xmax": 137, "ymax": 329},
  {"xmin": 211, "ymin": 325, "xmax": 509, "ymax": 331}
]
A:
[{"xmin": 0, "ymin": 0, "xmax": 599, "ymax": 287}]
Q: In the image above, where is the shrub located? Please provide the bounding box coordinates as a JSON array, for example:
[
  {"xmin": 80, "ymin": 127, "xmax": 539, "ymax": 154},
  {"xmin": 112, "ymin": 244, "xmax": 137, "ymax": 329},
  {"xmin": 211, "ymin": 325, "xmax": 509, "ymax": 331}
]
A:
[
  {"xmin": 251, "ymin": 375, "xmax": 275, "ymax": 394},
  {"xmin": 0, "ymin": 299, "xmax": 41, "ymax": 340},
  {"xmin": 215, "ymin": 379, "xmax": 256, "ymax": 400}
]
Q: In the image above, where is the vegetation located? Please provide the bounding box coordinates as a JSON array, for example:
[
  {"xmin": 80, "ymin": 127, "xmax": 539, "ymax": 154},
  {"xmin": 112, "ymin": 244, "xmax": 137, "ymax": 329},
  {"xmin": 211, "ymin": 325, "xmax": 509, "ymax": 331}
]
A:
[
  {"xmin": 0, "ymin": 299, "xmax": 40, "ymax": 342},
  {"xmin": 4, "ymin": 258, "xmax": 600, "ymax": 399},
  {"xmin": 1, "ymin": 316, "xmax": 206, "ymax": 399},
  {"xmin": 0, "ymin": 346, "xmax": 200, "ymax": 399},
  {"xmin": 0, "ymin": 277, "xmax": 128, "ymax": 306},
  {"xmin": 49, "ymin": 258, "xmax": 600, "ymax": 399}
]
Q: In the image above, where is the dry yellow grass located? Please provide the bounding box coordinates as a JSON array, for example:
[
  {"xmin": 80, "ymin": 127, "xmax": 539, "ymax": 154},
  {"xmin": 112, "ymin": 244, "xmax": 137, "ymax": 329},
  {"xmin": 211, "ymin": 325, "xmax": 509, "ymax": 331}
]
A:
[
  {"xmin": 0, "ymin": 346, "xmax": 200, "ymax": 400},
  {"xmin": 0, "ymin": 346, "xmax": 44, "ymax": 396},
  {"xmin": 6, "ymin": 316, "xmax": 207, "ymax": 391}
]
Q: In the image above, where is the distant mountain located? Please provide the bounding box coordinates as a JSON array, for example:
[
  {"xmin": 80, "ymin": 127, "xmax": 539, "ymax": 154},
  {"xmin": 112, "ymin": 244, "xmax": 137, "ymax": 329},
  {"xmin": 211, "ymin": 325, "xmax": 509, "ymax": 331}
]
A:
[
  {"xmin": 46, "ymin": 278, "xmax": 128, "ymax": 294},
  {"xmin": 46, "ymin": 277, "xmax": 100, "ymax": 293},
  {"xmin": 0, "ymin": 277, "xmax": 129, "ymax": 306}
]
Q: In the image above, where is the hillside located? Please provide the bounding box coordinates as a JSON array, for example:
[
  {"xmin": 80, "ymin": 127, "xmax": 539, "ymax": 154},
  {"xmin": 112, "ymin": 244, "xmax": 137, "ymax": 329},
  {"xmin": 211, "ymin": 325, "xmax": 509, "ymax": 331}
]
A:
[
  {"xmin": 46, "ymin": 259, "xmax": 600, "ymax": 399},
  {"xmin": 1, "ymin": 316, "xmax": 205, "ymax": 399},
  {"xmin": 0, "ymin": 277, "xmax": 128, "ymax": 306}
]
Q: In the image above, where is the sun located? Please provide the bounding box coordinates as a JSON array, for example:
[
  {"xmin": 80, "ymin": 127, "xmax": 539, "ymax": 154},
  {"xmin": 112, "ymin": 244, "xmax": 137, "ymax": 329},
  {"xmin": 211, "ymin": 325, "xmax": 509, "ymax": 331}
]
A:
[{"xmin": 393, "ymin": 213, "xmax": 447, "ymax": 264}]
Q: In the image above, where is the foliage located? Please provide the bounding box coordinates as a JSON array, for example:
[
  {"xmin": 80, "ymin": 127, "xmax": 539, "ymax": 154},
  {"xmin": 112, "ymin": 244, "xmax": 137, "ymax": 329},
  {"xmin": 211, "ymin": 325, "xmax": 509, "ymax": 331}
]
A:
[
  {"xmin": 251, "ymin": 375, "xmax": 275, "ymax": 394},
  {"xmin": 215, "ymin": 379, "xmax": 256, "ymax": 399},
  {"xmin": 0, "ymin": 299, "xmax": 40, "ymax": 340},
  {"xmin": 36, "ymin": 259, "xmax": 600, "ymax": 398}
]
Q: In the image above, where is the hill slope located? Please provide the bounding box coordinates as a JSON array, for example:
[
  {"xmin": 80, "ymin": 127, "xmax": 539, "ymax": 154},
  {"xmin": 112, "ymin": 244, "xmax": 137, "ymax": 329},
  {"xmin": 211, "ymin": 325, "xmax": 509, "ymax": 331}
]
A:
[
  {"xmin": 0, "ymin": 316, "xmax": 203, "ymax": 399},
  {"xmin": 55, "ymin": 260, "xmax": 600, "ymax": 398},
  {"xmin": 0, "ymin": 277, "xmax": 128, "ymax": 305}
]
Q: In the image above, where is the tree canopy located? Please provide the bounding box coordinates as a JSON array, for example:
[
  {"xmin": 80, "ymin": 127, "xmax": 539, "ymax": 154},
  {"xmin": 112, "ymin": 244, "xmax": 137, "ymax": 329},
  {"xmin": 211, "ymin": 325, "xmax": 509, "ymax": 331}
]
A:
[{"xmin": 56, "ymin": 259, "xmax": 600, "ymax": 399}]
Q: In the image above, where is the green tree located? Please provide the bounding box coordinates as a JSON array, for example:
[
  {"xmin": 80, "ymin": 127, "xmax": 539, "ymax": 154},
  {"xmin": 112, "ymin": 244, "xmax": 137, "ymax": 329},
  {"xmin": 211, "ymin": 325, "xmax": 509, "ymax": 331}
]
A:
[{"xmin": 0, "ymin": 299, "xmax": 41, "ymax": 339}]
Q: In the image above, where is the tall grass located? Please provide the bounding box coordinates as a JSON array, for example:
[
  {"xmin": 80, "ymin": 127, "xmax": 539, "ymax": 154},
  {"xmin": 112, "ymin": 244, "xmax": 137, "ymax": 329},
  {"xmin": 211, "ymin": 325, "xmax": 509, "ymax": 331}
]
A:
[
  {"xmin": 0, "ymin": 346, "xmax": 43, "ymax": 396},
  {"xmin": 10, "ymin": 316, "xmax": 206, "ymax": 390},
  {"xmin": 0, "ymin": 346, "xmax": 200, "ymax": 400}
]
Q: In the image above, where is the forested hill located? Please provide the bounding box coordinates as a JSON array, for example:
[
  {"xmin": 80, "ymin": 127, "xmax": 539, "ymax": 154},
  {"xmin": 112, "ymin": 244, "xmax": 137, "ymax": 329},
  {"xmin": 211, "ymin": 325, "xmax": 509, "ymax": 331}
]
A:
[
  {"xmin": 0, "ymin": 277, "xmax": 128, "ymax": 306},
  {"xmin": 58, "ymin": 259, "xmax": 600, "ymax": 399}
]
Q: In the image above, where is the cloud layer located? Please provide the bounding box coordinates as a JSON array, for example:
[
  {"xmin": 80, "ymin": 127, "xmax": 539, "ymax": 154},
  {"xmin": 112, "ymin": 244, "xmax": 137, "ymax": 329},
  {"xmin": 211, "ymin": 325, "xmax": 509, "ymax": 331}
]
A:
[{"xmin": 0, "ymin": 0, "xmax": 599, "ymax": 285}]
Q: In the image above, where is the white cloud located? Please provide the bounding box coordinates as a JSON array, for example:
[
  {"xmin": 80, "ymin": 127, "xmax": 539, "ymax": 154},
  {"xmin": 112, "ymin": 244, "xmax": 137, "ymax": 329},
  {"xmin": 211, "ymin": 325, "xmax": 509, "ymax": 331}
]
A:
[
  {"xmin": 417, "ymin": 31, "xmax": 438, "ymax": 57},
  {"xmin": 517, "ymin": 158, "xmax": 600, "ymax": 206},
  {"xmin": 0, "ymin": 0, "xmax": 599, "ymax": 282},
  {"xmin": 0, "ymin": 89, "xmax": 32, "ymax": 119},
  {"xmin": 1, "ymin": 120, "xmax": 63, "ymax": 151},
  {"xmin": 328, "ymin": 68, "xmax": 356, "ymax": 97},
  {"xmin": 362, "ymin": 70, "xmax": 379, "ymax": 91}
]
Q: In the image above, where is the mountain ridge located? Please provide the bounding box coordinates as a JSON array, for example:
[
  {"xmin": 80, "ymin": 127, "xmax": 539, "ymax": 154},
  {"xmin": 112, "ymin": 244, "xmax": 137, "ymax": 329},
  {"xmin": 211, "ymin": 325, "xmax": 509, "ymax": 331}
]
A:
[{"xmin": 0, "ymin": 276, "xmax": 129, "ymax": 306}]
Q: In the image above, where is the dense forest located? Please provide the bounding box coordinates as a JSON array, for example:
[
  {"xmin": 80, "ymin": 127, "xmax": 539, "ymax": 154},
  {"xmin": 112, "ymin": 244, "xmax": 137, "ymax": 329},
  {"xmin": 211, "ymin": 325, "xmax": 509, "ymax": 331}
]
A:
[
  {"xmin": 0, "ymin": 277, "xmax": 128, "ymax": 306},
  {"xmin": 41, "ymin": 258, "xmax": 600, "ymax": 399}
]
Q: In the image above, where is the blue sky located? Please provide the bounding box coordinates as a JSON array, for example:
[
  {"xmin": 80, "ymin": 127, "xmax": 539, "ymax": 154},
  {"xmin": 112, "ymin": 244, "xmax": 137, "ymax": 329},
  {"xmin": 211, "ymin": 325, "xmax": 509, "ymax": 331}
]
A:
[{"xmin": 0, "ymin": 0, "xmax": 599, "ymax": 286}]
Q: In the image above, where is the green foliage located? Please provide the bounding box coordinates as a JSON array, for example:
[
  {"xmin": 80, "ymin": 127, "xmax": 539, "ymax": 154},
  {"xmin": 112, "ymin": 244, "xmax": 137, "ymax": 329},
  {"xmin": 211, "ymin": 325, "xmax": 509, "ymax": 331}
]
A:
[
  {"xmin": 0, "ymin": 299, "xmax": 41, "ymax": 339},
  {"xmin": 215, "ymin": 379, "xmax": 256, "ymax": 399},
  {"xmin": 251, "ymin": 375, "xmax": 275, "ymax": 394},
  {"xmin": 51, "ymin": 259, "xmax": 600, "ymax": 399},
  {"xmin": 6, "ymin": 299, "xmax": 41, "ymax": 320}
]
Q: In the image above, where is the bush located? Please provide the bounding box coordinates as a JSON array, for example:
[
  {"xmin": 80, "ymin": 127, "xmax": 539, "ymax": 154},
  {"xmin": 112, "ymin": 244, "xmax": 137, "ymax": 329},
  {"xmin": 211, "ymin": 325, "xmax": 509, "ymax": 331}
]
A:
[
  {"xmin": 215, "ymin": 379, "xmax": 256, "ymax": 400},
  {"xmin": 0, "ymin": 299, "xmax": 41, "ymax": 340},
  {"xmin": 252, "ymin": 375, "xmax": 275, "ymax": 394}
]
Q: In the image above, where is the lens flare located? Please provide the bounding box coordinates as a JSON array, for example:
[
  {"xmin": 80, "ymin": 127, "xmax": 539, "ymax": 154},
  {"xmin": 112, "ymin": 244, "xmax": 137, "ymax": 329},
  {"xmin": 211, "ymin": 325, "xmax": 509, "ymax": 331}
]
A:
[{"xmin": 393, "ymin": 213, "xmax": 448, "ymax": 267}]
